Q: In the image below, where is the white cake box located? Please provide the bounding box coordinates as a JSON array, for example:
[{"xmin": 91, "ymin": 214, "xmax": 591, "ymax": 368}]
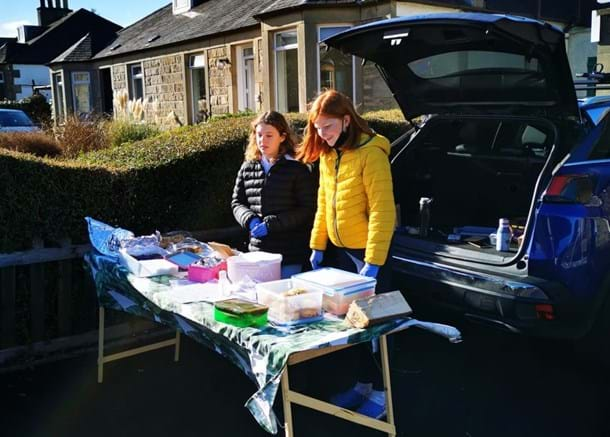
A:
[
  {"xmin": 226, "ymin": 251, "xmax": 282, "ymax": 283},
  {"xmin": 256, "ymin": 279, "xmax": 323, "ymax": 325},
  {"xmin": 291, "ymin": 268, "xmax": 376, "ymax": 315},
  {"xmin": 118, "ymin": 247, "xmax": 179, "ymax": 278}
]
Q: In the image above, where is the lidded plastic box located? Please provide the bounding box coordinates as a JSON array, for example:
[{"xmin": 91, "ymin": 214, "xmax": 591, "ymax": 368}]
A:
[
  {"xmin": 227, "ymin": 251, "xmax": 282, "ymax": 283},
  {"xmin": 256, "ymin": 279, "xmax": 323, "ymax": 325},
  {"xmin": 187, "ymin": 260, "xmax": 227, "ymax": 283},
  {"xmin": 291, "ymin": 268, "xmax": 376, "ymax": 315},
  {"xmin": 213, "ymin": 298, "xmax": 268, "ymax": 328}
]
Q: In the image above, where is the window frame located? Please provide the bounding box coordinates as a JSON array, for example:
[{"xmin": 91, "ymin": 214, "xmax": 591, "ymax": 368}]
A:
[
  {"xmin": 53, "ymin": 71, "xmax": 65, "ymax": 121},
  {"xmin": 274, "ymin": 29, "xmax": 299, "ymax": 113},
  {"xmin": 237, "ymin": 45, "xmax": 255, "ymax": 112},
  {"xmin": 71, "ymin": 71, "xmax": 92, "ymax": 115},
  {"xmin": 188, "ymin": 53, "xmax": 208, "ymax": 123},
  {"xmin": 317, "ymin": 24, "xmax": 356, "ymax": 101},
  {"xmin": 128, "ymin": 63, "xmax": 145, "ymax": 101}
]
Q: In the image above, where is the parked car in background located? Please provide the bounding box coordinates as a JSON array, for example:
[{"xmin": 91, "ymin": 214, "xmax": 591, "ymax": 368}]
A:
[
  {"xmin": 0, "ymin": 109, "xmax": 39, "ymax": 133},
  {"xmin": 326, "ymin": 13, "xmax": 610, "ymax": 352}
]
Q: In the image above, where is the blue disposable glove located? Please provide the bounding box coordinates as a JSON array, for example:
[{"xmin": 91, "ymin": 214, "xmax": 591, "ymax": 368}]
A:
[
  {"xmin": 310, "ymin": 250, "xmax": 324, "ymax": 269},
  {"xmin": 359, "ymin": 263, "xmax": 380, "ymax": 278},
  {"xmin": 248, "ymin": 217, "xmax": 262, "ymax": 231},
  {"xmin": 250, "ymin": 222, "xmax": 268, "ymax": 238}
]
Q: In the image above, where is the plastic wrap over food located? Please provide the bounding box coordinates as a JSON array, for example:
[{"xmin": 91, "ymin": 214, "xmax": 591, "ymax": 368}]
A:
[{"xmin": 85, "ymin": 217, "xmax": 134, "ymax": 258}]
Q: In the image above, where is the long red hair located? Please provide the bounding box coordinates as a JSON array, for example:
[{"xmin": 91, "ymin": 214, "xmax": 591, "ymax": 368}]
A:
[{"xmin": 298, "ymin": 90, "xmax": 373, "ymax": 163}]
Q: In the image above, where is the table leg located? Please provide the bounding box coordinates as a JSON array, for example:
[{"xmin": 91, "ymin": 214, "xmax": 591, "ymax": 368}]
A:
[
  {"xmin": 281, "ymin": 367, "xmax": 294, "ymax": 437},
  {"xmin": 174, "ymin": 330, "xmax": 181, "ymax": 362},
  {"xmin": 97, "ymin": 307, "xmax": 105, "ymax": 384},
  {"xmin": 380, "ymin": 335, "xmax": 396, "ymax": 437}
]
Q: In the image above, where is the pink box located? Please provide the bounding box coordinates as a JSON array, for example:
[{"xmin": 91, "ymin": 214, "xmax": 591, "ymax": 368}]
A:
[{"xmin": 187, "ymin": 260, "xmax": 227, "ymax": 283}]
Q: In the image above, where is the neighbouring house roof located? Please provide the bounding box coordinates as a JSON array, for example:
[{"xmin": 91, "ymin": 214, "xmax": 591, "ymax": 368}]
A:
[
  {"xmin": 50, "ymin": 28, "xmax": 119, "ymax": 64},
  {"xmin": 0, "ymin": 9, "xmax": 121, "ymax": 66},
  {"xmin": 93, "ymin": 0, "xmax": 280, "ymax": 60},
  {"xmin": 254, "ymin": 0, "xmax": 383, "ymax": 18}
]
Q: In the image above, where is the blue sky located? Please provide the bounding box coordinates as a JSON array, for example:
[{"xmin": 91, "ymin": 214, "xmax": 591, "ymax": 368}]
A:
[{"xmin": 1, "ymin": 0, "xmax": 170, "ymax": 37}]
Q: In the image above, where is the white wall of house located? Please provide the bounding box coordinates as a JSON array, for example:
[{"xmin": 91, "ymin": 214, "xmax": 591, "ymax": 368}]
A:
[
  {"xmin": 395, "ymin": 2, "xmax": 459, "ymax": 16},
  {"xmin": 14, "ymin": 64, "xmax": 51, "ymax": 100}
]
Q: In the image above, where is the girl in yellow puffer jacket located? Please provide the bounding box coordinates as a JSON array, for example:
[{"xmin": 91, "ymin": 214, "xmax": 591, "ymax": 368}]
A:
[{"xmin": 298, "ymin": 89, "xmax": 396, "ymax": 419}]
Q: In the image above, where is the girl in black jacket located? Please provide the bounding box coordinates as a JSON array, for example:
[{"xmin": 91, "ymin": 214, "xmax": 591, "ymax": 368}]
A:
[{"xmin": 231, "ymin": 111, "xmax": 317, "ymax": 278}]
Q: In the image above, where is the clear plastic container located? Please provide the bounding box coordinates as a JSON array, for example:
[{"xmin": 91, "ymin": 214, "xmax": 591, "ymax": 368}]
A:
[
  {"xmin": 256, "ymin": 279, "xmax": 324, "ymax": 325},
  {"xmin": 291, "ymin": 268, "xmax": 376, "ymax": 316}
]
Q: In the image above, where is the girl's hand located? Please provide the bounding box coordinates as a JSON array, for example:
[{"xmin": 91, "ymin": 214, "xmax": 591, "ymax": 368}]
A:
[
  {"xmin": 248, "ymin": 217, "xmax": 262, "ymax": 231},
  {"xmin": 359, "ymin": 263, "xmax": 380, "ymax": 278},
  {"xmin": 310, "ymin": 250, "xmax": 324, "ymax": 269},
  {"xmin": 250, "ymin": 222, "xmax": 268, "ymax": 238}
]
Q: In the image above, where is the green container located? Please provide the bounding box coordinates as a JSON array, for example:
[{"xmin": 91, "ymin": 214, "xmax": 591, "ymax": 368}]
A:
[{"xmin": 213, "ymin": 299, "xmax": 268, "ymax": 328}]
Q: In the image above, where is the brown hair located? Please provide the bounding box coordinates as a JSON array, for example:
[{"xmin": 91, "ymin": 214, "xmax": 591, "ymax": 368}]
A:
[
  {"xmin": 297, "ymin": 90, "xmax": 373, "ymax": 163},
  {"xmin": 245, "ymin": 111, "xmax": 298, "ymax": 161}
]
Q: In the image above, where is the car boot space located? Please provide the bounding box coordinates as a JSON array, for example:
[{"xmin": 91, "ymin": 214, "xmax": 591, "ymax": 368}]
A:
[{"xmin": 392, "ymin": 116, "xmax": 555, "ymax": 258}]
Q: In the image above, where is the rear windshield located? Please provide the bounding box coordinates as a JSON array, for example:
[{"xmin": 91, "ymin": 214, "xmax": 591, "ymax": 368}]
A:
[
  {"xmin": 0, "ymin": 111, "xmax": 34, "ymax": 127},
  {"xmin": 408, "ymin": 50, "xmax": 544, "ymax": 91}
]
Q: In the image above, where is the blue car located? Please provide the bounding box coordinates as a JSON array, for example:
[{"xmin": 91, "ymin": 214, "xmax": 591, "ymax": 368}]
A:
[{"xmin": 325, "ymin": 13, "xmax": 610, "ymax": 343}]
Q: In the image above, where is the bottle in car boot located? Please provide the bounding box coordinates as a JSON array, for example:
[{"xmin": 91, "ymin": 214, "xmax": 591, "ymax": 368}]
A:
[
  {"xmin": 419, "ymin": 197, "xmax": 433, "ymax": 237},
  {"xmin": 495, "ymin": 218, "xmax": 513, "ymax": 252}
]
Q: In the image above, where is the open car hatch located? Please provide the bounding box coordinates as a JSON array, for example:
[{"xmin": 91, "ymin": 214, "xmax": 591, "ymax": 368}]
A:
[{"xmin": 324, "ymin": 13, "xmax": 579, "ymax": 119}]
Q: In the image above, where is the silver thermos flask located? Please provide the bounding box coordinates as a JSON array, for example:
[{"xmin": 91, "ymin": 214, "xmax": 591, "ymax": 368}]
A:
[{"xmin": 419, "ymin": 197, "xmax": 433, "ymax": 237}]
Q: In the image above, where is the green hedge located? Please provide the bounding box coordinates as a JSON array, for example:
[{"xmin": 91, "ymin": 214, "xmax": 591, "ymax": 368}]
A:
[{"xmin": 0, "ymin": 112, "xmax": 408, "ymax": 252}]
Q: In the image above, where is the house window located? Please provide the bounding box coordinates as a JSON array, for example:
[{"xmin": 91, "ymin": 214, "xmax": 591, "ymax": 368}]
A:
[
  {"xmin": 238, "ymin": 46, "xmax": 255, "ymax": 112},
  {"xmin": 128, "ymin": 63, "xmax": 144, "ymax": 100},
  {"xmin": 319, "ymin": 26, "xmax": 354, "ymax": 100},
  {"xmin": 71, "ymin": 72, "xmax": 91, "ymax": 115},
  {"xmin": 274, "ymin": 30, "xmax": 299, "ymax": 113},
  {"xmin": 188, "ymin": 54, "xmax": 208, "ymax": 123},
  {"xmin": 53, "ymin": 72, "xmax": 65, "ymax": 121}
]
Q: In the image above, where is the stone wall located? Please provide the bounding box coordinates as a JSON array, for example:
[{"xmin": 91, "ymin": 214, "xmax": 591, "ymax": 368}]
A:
[
  {"xmin": 111, "ymin": 65, "xmax": 127, "ymax": 94},
  {"xmin": 143, "ymin": 54, "xmax": 186, "ymax": 126},
  {"xmin": 361, "ymin": 63, "xmax": 398, "ymax": 112},
  {"xmin": 110, "ymin": 54, "xmax": 187, "ymax": 128},
  {"xmin": 207, "ymin": 46, "xmax": 232, "ymax": 115}
]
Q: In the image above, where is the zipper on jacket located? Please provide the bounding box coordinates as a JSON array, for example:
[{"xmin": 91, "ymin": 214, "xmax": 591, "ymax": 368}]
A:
[{"xmin": 332, "ymin": 149, "xmax": 346, "ymax": 247}]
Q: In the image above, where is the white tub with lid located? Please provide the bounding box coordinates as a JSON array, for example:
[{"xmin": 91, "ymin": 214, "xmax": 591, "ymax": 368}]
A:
[{"xmin": 226, "ymin": 251, "xmax": 282, "ymax": 283}]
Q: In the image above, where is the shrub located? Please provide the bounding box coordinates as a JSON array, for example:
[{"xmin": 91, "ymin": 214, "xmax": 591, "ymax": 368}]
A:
[
  {"xmin": 54, "ymin": 115, "xmax": 109, "ymax": 158},
  {"xmin": 0, "ymin": 131, "xmax": 62, "ymax": 157},
  {"xmin": 107, "ymin": 119, "xmax": 160, "ymax": 148}
]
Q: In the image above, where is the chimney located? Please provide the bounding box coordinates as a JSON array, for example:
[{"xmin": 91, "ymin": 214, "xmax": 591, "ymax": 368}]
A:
[{"xmin": 37, "ymin": 0, "xmax": 72, "ymax": 27}]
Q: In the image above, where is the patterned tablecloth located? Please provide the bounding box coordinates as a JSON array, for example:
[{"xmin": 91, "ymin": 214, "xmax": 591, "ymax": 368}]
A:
[{"xmin": 85, "ymin": 251, "xmax": 461, "ymax": 434}]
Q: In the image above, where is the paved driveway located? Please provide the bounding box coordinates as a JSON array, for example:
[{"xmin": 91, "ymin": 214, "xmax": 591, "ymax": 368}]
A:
[{"xmin": 1, "ymin": 305, "xmax": 609, "ymax": 437}]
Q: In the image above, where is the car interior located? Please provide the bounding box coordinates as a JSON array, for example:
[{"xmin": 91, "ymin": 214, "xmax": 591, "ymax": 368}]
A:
[{"xmin": 392, "ymin": 116, "xmax": 555, "ymax": 244}]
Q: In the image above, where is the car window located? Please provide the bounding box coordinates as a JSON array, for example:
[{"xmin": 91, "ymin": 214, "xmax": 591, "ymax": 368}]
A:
[
  {"xmin": 422, "ymin": 118, "xmax": 552, "ymax": 158},
  {"xmin": 408, "ymin": 50, "xmax": 541, "ymax": 80},
  {"xmin": 0, "ymin": 111, "xmax": 34, "ymax": 127},
  {"xmin": 588, "ymin": 114, "xmax": 610, "ymax": 160}
]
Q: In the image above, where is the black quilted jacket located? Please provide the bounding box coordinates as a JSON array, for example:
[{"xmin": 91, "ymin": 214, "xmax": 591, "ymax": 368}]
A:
[{"xmin": 231, "ymin": 156, "xmax": 317, "ymax": 265}]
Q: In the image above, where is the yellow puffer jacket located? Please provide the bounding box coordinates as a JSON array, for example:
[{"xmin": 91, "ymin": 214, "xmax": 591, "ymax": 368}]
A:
[{"xmin": 310, "ymin": 133, "xmax": 396, "ymax": 266}]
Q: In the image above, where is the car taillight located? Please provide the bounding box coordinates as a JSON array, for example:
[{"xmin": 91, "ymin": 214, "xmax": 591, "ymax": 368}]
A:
[
  {"xmin": 543, "ymin": 174, "xmax": 594, "ymax": 204},
  {"xmin": 535, "ymin": 304, "xmax": 555, "ymax": 320}
]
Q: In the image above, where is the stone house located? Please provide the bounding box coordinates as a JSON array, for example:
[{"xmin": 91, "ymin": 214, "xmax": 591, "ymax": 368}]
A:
[
  {"xmin": 0, "ymin": 1, "xmax": 121, "ymax": 103},
  {"xmin": 48, "ymin": 0, "xmax": 596, "ymax": 126}
]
